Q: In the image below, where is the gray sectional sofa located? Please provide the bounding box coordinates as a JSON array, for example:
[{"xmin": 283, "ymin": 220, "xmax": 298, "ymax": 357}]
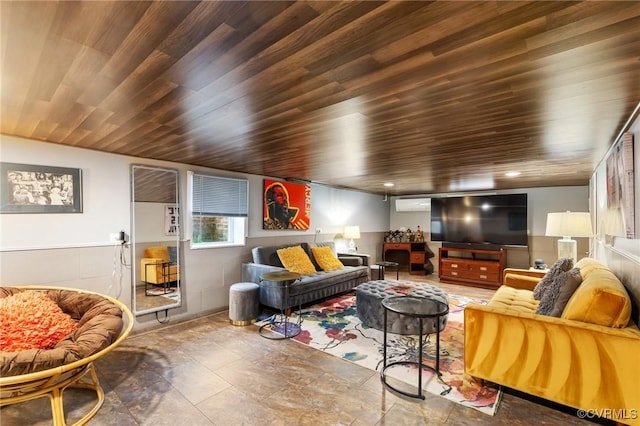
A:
[{"xmin": 241, "ymin": 242, "xmax": 370, "ymax": 310}]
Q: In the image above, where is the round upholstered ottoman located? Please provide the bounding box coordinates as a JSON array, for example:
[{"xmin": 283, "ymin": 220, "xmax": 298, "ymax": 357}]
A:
[
  {"xmin": 356, "ymin": 280, "xmax": 448, "ymax": 334},
  {"xmin": 229, "ymin": 282, "xmax": 260, "ymax": 326}
]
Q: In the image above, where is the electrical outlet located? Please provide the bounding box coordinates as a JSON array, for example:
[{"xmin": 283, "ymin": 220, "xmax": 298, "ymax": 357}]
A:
[{"xmin": 315, "ymin": 228, "xmax": 322, "ymax": 234}]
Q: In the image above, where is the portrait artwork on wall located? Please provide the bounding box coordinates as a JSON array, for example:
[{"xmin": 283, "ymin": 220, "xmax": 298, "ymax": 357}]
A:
[
  {"xmin": 263, "ymin": 179, "xmax": 311, "ymax": 230},
  {"xmin": 0, "ymin": 162, "xmax": 83, "ymax": 213},
  {"xmin": 605, "ymin": 132, "xmax": 635, "ymax": 238}
]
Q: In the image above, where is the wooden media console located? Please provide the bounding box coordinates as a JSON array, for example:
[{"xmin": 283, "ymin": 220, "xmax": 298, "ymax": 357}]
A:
[{"xmin": 438, "ymin": 246, "xmax": 505, "ymax": 289}]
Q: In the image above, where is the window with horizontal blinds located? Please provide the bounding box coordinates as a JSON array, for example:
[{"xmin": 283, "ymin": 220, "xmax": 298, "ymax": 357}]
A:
[{"xmin": 192, "ymin": 174, "xmax": 248, "ymax": 217}]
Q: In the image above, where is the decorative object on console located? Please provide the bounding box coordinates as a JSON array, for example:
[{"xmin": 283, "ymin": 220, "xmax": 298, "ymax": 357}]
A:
[
  {"xmin": 343, "ymin": 225, "xmax": 360, "ymax": 253},
  {"xmin": 414, "ymin": 225, "xmax": 424, "ymax": 242},
  {"xmin": 545, "ymin": 211, "xmax": 592, "ymax": 261},
  {"xmin": 533, "ymin": 259, "xmax": 546, "ymax": 270}
]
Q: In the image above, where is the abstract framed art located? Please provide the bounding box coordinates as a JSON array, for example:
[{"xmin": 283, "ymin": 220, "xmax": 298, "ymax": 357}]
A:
[
  {"xmin": 0, "ymin": 162, "xmax": 83, "ymax": 213},
  {"xmin": 605, "ymin": 132, "xmax": 635, "ymax": 238}
]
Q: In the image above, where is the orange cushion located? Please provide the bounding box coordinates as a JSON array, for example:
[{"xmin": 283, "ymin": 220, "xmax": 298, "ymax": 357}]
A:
[{"xmin": 0, "ymin": 291, "xmax": 77, "ymax": 352}]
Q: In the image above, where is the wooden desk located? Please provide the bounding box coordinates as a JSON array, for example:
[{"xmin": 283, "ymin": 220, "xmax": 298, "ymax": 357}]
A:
[{"xmin": 383, "ymin": 242, "xmax": 428, "ymax": 275}]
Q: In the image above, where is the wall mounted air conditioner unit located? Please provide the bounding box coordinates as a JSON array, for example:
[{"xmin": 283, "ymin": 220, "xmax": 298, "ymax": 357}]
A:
[{"xmin": 395, "ymin": 198, "xmax": 431, "ymax": 212}]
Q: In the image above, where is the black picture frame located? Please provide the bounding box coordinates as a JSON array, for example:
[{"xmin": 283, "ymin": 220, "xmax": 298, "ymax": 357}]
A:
[{"xmin": 1, "ymin": 162, "xmax": 83, "ymax": 213}]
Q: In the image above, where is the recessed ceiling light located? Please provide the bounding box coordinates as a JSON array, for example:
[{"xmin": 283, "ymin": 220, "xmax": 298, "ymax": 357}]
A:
[
  {"xmin": 383, "ymin": 182, "xmax": 394, "ymax": 187},
  {"xmin": 505, "ymin": 171, "xmax": 521, "ymax": 177}
]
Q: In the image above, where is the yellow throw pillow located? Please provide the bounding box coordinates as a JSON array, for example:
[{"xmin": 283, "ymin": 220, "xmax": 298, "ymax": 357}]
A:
[
  {"xmin": 561, "ymin": 269, "xmax": 631, "ymax": 328},
  {"xmin": 276, "ymin": 246, "xmax": 317, "ymax": 275},
  {"xmin": 311, "ymin": 246, "xmax": 344, "ymax": 271}
]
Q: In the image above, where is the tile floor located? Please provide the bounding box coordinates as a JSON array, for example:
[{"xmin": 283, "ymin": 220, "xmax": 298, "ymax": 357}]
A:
[{"xmin": 1, "ymin": 274, "xmax": 610, "ymax": 425}]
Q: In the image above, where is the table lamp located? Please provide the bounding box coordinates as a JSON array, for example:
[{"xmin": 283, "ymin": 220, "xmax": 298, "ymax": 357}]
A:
[
  {"xmin": 343, "ymin": 225, "xmax": 361, "ymax": 253},
  {"xmin": 545, "ymin": 211, "xmax": 592, "ymax": 261}
]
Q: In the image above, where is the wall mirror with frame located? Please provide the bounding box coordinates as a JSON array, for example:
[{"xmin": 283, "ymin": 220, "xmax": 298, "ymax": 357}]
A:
[{"xmin": 130, "ymin": 165, "xmax": 181, "ymax": 316}]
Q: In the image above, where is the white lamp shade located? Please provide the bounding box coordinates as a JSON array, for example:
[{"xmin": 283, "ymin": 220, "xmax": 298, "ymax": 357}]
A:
[
  {"xmin": 343, "ymin": 226, "xmax": 361, "ymax": 239},
  {"xmin": 545, "ymin": 212, "xmax": 592, "ymax": 237}
]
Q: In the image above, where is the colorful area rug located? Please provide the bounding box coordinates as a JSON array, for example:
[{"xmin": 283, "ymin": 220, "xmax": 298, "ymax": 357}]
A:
[{"xmin": 265, "ymin": 292, "xmax": 501, "ymax": 415}]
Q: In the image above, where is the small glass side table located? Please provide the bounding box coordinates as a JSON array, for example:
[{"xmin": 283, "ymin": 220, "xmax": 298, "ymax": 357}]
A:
[
  {"xmin": 144, "ymin": 261, "xmax": 176, "ymax": 296},
  {"xmin": 259, "ymin": 271, "xmax": 302, "ymax": 340},
  {"xmin": 376, "ymin": 261, "xmax": 399, "ymax": 280},
  {"xmin": 380, "ymin": 295, "xmax": 449, "ymax": 399}
]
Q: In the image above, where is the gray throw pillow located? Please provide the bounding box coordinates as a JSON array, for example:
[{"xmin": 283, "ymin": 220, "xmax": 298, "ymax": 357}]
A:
[
  {"xmin": 168, "ymin": 246, "xmax": 178, "ymax": 264},
  {"xmin": 536, "ymin": 267, "xmax": 582, "ymax": 316},
  {"xmin": 533, "ymin": 257, "xmax": 573, "ymax": 300},
  {"xmin": 548, "ymin": 268, "xmax": 583, "ymax": 317}
]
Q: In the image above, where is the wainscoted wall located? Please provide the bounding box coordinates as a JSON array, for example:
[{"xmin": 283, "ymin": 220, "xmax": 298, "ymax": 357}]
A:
[
  {"xmin": 0, "ymin": 135, "xmax": 389, "ymax": 332},
  {"xmin": 597, "ymin": 241, "xmax": 640, "ymax": 326},
  {"xmin": 390, "ymin": 187, "xmax": 590, "ymax": 273},
  {"xmin": 591, "ymin": 110, "xmax": 640, "ymax": 325}
]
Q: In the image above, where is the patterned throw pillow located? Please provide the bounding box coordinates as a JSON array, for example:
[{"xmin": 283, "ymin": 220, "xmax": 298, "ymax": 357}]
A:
[
  {"xmin": 0, "ymin": 291, "xmax": 77, "ymax": 352},
  {"xmin": 310, "ymin": 246, "xmax": 344, "ymax": 271},
  {"xmin": 533, "ymin": 257, "xmax": 573, "ymax": 300},
  {"xmin": 536, "ymin": 267, "xmax": 583, "ymax": 316},
  {"xmin": 276, "ymin": 246, "xmax": 317, "ymax": 275}
]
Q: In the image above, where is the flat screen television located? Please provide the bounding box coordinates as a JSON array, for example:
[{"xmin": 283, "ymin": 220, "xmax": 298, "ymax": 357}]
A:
[{"xmin": 430, "ymin": 193, "xmax": 528, "ymax": 247}]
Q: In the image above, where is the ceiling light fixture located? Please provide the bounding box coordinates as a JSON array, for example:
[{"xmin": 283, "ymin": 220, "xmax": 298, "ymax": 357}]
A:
[
  {"xmin": 505, "ymin": 171, "xmax": 521, "ymax": 177},
  {"xmin": 383, "ymin": 182, "xmax": 394, "ymax": 187}
]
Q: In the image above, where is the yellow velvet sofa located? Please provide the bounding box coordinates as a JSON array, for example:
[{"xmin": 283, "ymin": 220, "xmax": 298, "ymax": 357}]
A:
[{"xmin": 464, "ymin": 258, "xmax": 640, "ymax": 425}]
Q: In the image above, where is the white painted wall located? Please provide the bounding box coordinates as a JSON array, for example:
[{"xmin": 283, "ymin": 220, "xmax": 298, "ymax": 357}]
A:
[
  {"xmin": 0, "ymin": 135, "xmax": 389, "ymax": 249},
  {"xmin": 389, "ymin": 187, "xmax": 589, "ymax": 236},
  {"xmin": 134, "ymin": 203, "xmax": 176, "ymax": 243},
  {"xmin": 0, "ymin": 137, "xmax": 131, "ymax": 249},
  {"xmin": 0, "ymin": 134, "xmax": 389, "ymax": 330}
]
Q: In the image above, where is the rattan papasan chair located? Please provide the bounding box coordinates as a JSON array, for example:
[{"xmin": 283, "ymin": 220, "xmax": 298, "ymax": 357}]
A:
[{"xmin": 0, "ymin": 286, "xmax": 133, "ymax": 426}]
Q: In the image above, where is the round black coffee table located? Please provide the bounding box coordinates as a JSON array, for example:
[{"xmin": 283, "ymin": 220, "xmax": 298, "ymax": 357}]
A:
[
  {"xmin": 259, "ymin": 271, "xmax": 302, "ymax": 340},
  {"xmin": 380, "ymin": 295, "xmax": 449, "ymax": 399}
]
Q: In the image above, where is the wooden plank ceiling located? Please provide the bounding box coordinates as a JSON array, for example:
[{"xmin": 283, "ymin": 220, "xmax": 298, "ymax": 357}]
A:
[{"xmin": 1, "ymin": 1, "xmax": 639, "ymax": 195}]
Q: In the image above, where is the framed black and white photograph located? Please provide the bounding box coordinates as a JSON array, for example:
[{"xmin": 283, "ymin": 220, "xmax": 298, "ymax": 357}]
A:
[{"xmin": 0, "ymin": 162, "xmax": 83, "ymax": 213}]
